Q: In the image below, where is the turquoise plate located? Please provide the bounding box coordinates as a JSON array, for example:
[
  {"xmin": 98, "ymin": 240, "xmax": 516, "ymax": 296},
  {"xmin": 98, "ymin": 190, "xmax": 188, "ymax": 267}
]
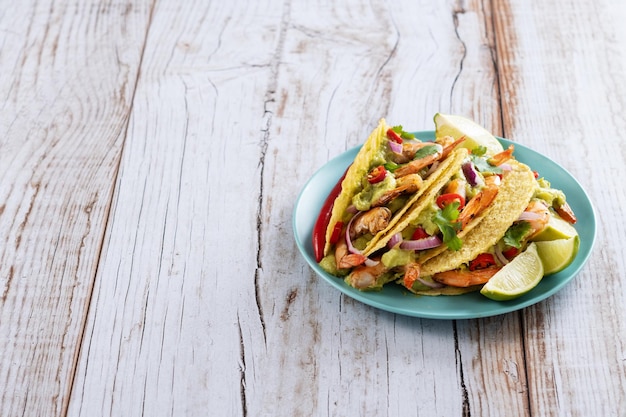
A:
[{"xmin": 293, "ymin": 131, "xmax": 596, "ymax": 319}]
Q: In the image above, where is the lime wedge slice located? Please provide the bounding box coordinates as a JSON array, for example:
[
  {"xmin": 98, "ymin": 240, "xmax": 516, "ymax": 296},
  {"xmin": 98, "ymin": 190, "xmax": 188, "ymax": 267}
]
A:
[
  {"xmin": 535, "ymin": 236, "xmax": 579, "ymax": 275},
  {"xmin": 531, "ymin": 214, "xmax": 578, "ymax": 241},
  {"xmin": 480, "ymin": 243, "xmax": 544, "ymax": 301},
  {"xmin": 434, "ymin": 113, "xmax": 504, "ymax": 157}
]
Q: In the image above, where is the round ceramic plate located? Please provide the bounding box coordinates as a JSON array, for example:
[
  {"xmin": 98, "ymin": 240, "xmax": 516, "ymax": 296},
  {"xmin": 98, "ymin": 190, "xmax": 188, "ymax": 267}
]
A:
[{"xmin": 293, "ymin": 131, "xmax": 596, "ymax": 319}]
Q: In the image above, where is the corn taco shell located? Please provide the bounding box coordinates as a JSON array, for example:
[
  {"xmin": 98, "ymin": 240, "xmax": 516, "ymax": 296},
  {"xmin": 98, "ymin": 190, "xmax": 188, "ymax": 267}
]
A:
[
  {"xmin": 419, "ymin": 160, "xmax": 536, "ymax": 277},
  {"xmin": 323, "ymin": 119, "xmax": 388, "ymax": 256}
]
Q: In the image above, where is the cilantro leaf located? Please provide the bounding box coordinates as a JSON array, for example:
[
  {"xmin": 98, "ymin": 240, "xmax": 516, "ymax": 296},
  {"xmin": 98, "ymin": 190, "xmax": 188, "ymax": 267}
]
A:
[
  {"xmin": 384, "ymin": 161, "xmax": 400, "ymax": 172},
  {"xmin": 470, "ymin": 154, "xmax": 503, "ymax": 174},
  {"xmin": 413, "ymin": 144, "xmax": 440, "ymax": 161},
  {"xmin": 432, "ymin": 202, "xmax": 462, "ymax": 251},
  {"xmin": 391, "ymin": 125, "xmax": 416, "ymax": 140},
  {"xmin": 503, "ymin": 222, "xmax": 531, "ymax": 248}
]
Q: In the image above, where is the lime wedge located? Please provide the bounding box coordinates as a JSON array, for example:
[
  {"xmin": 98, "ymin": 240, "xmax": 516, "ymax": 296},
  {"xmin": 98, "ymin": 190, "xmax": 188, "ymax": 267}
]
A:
[
  {"xmin": 535, "ymin": 236, "xmax": 579, "ymax": 275},
  {"xmin": 480, "ymin": 243, "xmax": 544, "ymax": 301},
  {"xmin": 434, "ymin": 113, "xmax": 504, "ymax": 157},
  {"xmin": 531, "ymin": 214, "xmax": 578, "ymax": 241}
]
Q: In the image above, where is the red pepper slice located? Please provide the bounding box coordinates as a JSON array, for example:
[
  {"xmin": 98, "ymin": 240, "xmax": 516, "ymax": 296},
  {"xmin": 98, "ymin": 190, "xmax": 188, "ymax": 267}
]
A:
[
  {"xmin": 329, "ymin": 221, "xmax": 343, "ymax": 245},
  {"xmin": 469, "ymin": 253, "xmax": 496, "ymax": 271},
  {"xmin": 411, "ymin": 227, "xmax": 430, "ymax": 240},
  {"xmin": 502, "ymin": 247, "xmax": 519, "ymax": 259},
  {"xmin": 312, "ymin": 166, "xmax": 350, "ymax": 262},
  {"xmin": 367, "ymin": 165, "xmax": 387, "ymax": 184},
  {"xmin": 436, "ymin": 193, "xmax": 466, "ymax": 210},
  {"xmin": 386, "ymin": 128, "xmax": 403, "ymax": 144}
]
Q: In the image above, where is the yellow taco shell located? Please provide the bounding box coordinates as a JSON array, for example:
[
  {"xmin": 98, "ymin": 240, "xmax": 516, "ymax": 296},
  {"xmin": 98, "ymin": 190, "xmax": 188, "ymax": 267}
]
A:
[{"xmin": 419, "ymin": 160, "xmax": 536, "ymax": 277}]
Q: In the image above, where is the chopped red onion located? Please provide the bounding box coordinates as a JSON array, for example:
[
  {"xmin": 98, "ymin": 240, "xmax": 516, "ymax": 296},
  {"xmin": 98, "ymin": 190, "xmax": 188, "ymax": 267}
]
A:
[
  {"xmin": 400, "ymin": 235, "xmax": 442, "ymax": 251},
  {"xmin": 425, "ymin": 161, "xmax": 440, "ymax": 178},
  {"xmin": 499, "ymin": 163, "xmax": 512, "ymax": 172},
  {"xmin": 364, "ymin": 258, "xmax": 380, "ymax": 267},
  {"xmin": 417, "ymin": 277, "xmax": 446, "ymax": 289},
  {"xmin": 494, "ymin": 245, "xmax": 509, "ymax": 265},
  {"xmin": 388, "ymin": 140, "xmax": 403, "ymax": 154},
  {"xmin": 462, "ymin": 161, "xmax": 483, "ymax": 187}
]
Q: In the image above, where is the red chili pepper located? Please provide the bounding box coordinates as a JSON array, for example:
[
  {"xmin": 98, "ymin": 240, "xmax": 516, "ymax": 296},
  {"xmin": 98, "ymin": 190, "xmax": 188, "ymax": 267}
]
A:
[
  {"xmin": 533, "ymin": 170, "xmax": 539, "ymax": 179},
  {"xmin": 469, "ymin": 253, "xmax": 496, "ymax": 271},
  {"xmin": 502, "ymin": 247, "xmax": 519, "ymax": 259},
  {"xmin": 386, "ymin": 128, "xmax": 403, "ymax": 144},
  {"xmin": 436, "ymin": 193, "xmax": 466, "ymax": 210},
  {"xmin": 312, "ymin": 166, "xmax": 350, "ymax": 262},
  {"xmin": 367, "ymin": 165, "xmax": 387, "ymax": 184},
  {"xmin": 329, "ymin": 221, "xmax": 343, "ymax": 245},
  {"xmin": 411, "ymin": 227, "xmax": 430, "ymax": 240}
]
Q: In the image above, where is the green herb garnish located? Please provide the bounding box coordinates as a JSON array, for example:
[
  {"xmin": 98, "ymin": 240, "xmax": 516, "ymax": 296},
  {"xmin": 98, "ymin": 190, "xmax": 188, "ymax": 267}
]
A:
[
  {"xmin": 433, "ymin": 202, "xmax": 462, "ymax": 251},
  {"xmin": 503, "ymin": 222, "xmax": 531, "ymax": 248},
  {"xmin": 391, "ymin": 125, "xmax": 416, "ymax": 140}
]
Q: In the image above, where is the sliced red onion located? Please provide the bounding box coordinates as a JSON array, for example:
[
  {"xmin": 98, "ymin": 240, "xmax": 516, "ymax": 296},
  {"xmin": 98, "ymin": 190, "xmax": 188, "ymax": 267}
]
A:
[
  {"xmin": 517, "ymin": 211, "xmax": 542, "ymax": 222},
  {"xmin": 388, "ymin": 140, "xmax": 403, "ymax": 154},
  {"xmin": 462, "ymin": 161, "xmax": 483, "ymax": 187},
  {"xmin": 364, "ymin": 258, "xmax": 380, "ymax": 267},
  {"xmin": 345, "ymin": 213, "xmax": 362, "ymax": 254},
  {"xmin": 345, "ymin": 213, "xmax": 379, "ymax": 266},
  {"xmin": 400, "ymin": 235, "xmax": 442, "ymax": 251},
  {"xmin": 494, "ymin": 245, "xmax": 509, "ymax": 265},
  {"xmin": 499, "ymin": 163, "xmax": 512, "ymax": 172},
  {"xmin": 387, "ymin": 232, "xmax": 402, "ymax": 248},
  {"xmin": 417, "ymin": 277, "xmax": 446, "ymax": 289},
  {"xmin": 425, "ymin": 161, "xmax": 440, "ymax": 178},
  {"xmin": 346, "ymin": 204, "xmax": 358, "ymax": 214}
]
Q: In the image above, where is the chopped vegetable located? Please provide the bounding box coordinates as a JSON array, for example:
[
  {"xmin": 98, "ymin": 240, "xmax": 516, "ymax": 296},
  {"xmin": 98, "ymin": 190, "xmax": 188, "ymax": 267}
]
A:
[
  {"xmin": 436, "ymin": 193, "xmax": 466, "ymax": 210},
  {"xmin": 386, "ymin": 128, "xmax": 403, "ymax": 144},
  {"xmin": 503, "ymin": 222, "xmax": 531, "ymax": 249},
  {"xmin": 432, "ymin": 202, "xmax": 462, "ymax": 251},
  {"xmin": 312, "ymin": 167, "xmax": 349, "ymax": 262},
  {"xmin": 367, "ymin": 165, "xmax": 387, "ymax": 184},
  {"xmin": 469, "ymin": 253, "xmax": 497, "ymax": 271}
]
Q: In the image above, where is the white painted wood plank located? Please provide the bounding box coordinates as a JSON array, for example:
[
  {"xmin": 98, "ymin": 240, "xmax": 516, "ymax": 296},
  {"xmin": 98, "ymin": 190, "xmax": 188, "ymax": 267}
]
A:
[
  {"xmin": 68, "ymin": 1, "xmax": 282, "ymax": 416},
  {"xmin": 494, "ymin": 0, "xmax": 626, "ymax": 415},
  {"xmin": 0, "ymin": 1, "xmax": 152, "ymax": 416}
]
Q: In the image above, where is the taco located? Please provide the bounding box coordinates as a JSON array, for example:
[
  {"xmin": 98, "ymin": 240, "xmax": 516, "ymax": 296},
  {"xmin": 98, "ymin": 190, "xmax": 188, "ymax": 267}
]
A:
[{"xmin": 316, "ymin": 118, "xmax": 468, "ymax": 284}]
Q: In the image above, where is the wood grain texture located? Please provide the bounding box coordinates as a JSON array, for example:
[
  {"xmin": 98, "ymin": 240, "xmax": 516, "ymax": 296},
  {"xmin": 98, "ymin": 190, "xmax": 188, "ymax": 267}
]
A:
[
  {"xmin": 0, "ymin": 1, "xmax": 153, "ymax": 416},
  {"xmin": 494, "ymin": 0, "xmax": 626, "ymax": 415},
  {"xmin": 1, "ymin": 0, "xmax": 624, "ymax": 416}
]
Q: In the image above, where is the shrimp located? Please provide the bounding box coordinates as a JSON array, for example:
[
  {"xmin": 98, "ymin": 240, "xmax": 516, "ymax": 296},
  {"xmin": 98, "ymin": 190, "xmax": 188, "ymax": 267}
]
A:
[
  {"xmin": 457, "ymin": 176, "xmax": 499, "ymax": 228},
  {"xmin": 488, "ymin": 145, "xmax": 515, "ymax": 166},
  {"xmin": 347, "ymin": 261, "xmax": 388, "ymax": 290},
  {"xmin": 391, "ymin": 142, "xmax": 437, "ymax": 164},
  {"xmin": 433, "ymin": 266, "xmax": 501, "ymax": 287},
  {"xmin": 402, "ymin": 262, "xmax": 421, "ymax": 290},
  {"xmin": 349, "ymin": 207, "xmax": 392, "ymax": 239},
  {"xmin": 554, "ymin": 201, "xmax": 577, "ymax": 224},
  {"xmin": 438, "ymin": 136, "xmax": 467, "ymax": 159},
  {"xmin": 521, "ymin": 200, "xmax": 550, "ymax": 238},
  {"xmin": 334, "ymin": 237, "xmax": 366, "ymax": 269},
  {"xmin": 371, "ymin": 174, "xmax": 423, "ymax": 207},
  {"xmin": 393, "ymin": 145, "xmax": 443, "ymax": 177}
]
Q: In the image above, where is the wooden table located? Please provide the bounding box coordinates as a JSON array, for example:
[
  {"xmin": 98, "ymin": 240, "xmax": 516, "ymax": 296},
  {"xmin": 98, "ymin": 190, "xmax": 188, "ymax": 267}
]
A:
[{"xmin": 1, "ymin": 1, "xmax": 624, "ymax": 415}]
